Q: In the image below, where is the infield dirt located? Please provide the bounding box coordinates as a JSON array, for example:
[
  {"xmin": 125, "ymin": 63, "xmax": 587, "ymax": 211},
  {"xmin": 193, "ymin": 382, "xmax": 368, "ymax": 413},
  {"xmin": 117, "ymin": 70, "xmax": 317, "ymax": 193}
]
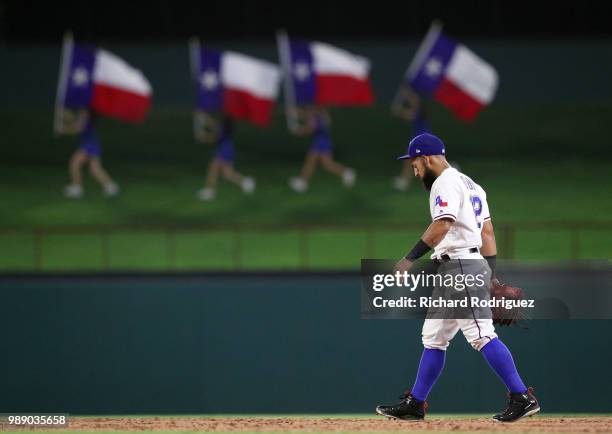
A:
[{"xmin": 12, "ymin": 416, "xmax": 611, "ymax": 433}]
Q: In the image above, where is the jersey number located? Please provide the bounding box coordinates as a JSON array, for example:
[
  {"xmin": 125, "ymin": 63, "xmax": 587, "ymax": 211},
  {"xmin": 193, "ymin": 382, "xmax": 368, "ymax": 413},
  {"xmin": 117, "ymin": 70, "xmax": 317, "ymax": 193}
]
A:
[{"xmin": 471, "ymin": 195, "xmax": 482, "ymax": 229}]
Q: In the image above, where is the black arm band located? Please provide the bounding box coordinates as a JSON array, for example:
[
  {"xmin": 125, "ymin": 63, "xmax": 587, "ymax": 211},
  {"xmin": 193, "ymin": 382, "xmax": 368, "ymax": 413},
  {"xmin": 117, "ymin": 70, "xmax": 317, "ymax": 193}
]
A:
[
  {"xmin": 405, "ymin": 239, "xmax": 432, "ymax": 261},
  {"xmin": 484, "ymin": 255, "xmax": 497, "ymax": 276}
]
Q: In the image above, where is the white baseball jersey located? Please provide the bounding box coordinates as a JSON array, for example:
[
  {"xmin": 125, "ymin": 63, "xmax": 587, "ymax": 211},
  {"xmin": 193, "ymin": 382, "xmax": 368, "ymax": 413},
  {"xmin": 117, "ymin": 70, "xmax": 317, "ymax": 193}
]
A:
[{"xmin": 429, "ymin": 167, "xmax": 491, "ymax": 259}]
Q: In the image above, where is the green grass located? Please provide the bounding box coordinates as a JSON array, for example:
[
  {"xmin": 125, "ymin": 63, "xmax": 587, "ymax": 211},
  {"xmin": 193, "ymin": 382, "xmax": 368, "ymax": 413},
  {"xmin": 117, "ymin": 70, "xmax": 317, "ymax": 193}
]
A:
[{"xmin": 1, "ymin": 105, "xmax": 611, "ymax": 270}]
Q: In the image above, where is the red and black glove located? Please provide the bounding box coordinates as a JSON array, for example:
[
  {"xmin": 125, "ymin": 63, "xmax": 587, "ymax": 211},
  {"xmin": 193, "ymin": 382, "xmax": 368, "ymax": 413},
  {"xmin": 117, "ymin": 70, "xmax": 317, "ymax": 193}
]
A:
[{"xmin": 490, "ymin": 279, "xmax": 526, "ymax": 326}]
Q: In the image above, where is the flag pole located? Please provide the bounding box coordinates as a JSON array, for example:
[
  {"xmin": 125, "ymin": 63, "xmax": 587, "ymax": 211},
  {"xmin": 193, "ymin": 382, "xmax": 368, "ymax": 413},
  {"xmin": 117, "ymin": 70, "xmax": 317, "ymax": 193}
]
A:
[
  {"xmin": 188, "ymin": 36, "xmax": 202, "ymax": 139},
  {"xmin": 54, "ymin": 30, "xmax": 73, "ymax": 136},
  {"xmin": 276, "ymin": 29, "xmax": 298, "ymax": 132},
  {"xmin": 188, "ymin": 36, "xmax": 201, "ymax": 81},
  {"xmin": 391, "ymin": 20, "xmax": 443, "ymax": 110}
]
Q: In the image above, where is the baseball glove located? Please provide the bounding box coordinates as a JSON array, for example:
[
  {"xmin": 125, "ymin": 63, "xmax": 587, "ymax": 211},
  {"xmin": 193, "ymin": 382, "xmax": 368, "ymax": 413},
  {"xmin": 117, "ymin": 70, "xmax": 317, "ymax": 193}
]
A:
[{"xmin": 489, "ymin": 279, "xmax": 525, "ymax": 326}]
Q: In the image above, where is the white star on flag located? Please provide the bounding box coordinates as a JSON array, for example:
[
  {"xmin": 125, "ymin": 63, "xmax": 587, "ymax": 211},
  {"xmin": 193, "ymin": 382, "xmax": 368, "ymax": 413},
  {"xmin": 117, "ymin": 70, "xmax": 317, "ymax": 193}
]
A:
[
  {"xmin": 71, "ymin": 66, "xmax": 89, "ymax": 87},
  {"xmin": 200, "ymin": 70, "xmax": 219, "ymax": 90},
  {"xmin": 424, "ymin": 57, "xmax": 443, "ymax": 77},
  {"xmin": 293, "ymin": 62, "xmax": 311, "ymax": 81}
]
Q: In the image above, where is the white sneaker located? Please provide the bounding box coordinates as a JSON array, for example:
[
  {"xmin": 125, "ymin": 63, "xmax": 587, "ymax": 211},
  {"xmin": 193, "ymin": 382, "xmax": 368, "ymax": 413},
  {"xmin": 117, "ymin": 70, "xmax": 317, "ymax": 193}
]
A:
[
  {"xmin": 392, "ymin": 176, "xmax": 410, "ymax": 191},
  {"xmin": 289, "ymin": 177, "xmax": 308, "ymax": 193},
  {"xmin": 241, "ymin": 177, "xmax": 256, "ymax": 194},
  {"xmin": 103, "ymin": 182, "xmax": 120, "ymax": 197},
  {"xmin": 197, "ymin": 187, "xmax": 216, "ymax": 201},
  {"xmin": 64, "ymin": 184, "xmax": 83, "ymax": 199},
  {"xmin": 342, "ymin": 168, "xmax": 356, "ymax": 187}
]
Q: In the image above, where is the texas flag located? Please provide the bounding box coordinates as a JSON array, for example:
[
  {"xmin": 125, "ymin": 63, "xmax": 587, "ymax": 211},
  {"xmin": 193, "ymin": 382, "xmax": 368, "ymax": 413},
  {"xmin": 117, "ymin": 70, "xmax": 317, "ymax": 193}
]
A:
[
  {"xmin": 406, "ymin": 22, "xmax": 498, "ymax": 122},
  {"xmin": 191, "ymin": 42, "xmax": 280, "ymax": 127},
  {"xmin": 284, "ymin": 38, "xmax": 374, "ymax": 106},
  {"xmin": 56, "ymin": 35, "xmax": 152, "ymax": 123}
]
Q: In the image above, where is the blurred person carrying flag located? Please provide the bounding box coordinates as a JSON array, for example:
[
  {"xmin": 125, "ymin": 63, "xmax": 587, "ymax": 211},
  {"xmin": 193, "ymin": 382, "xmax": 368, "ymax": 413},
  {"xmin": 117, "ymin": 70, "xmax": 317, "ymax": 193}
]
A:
[
  {"xmin": 390, "ymin": 84, "xmax": 432, "ymax": 191},
  {"xmin": 277, "ymin": 31, "xmax": 374, "ymax": 193},
  {"xmin": 402, "ymin": 21, "xmax": 498, "ymax": 122},
  {"xmin": 54, "ymin": 32, "xmax": 152, "ymax": 199},
  {"xmin": 389, "ymin": 86, "xmax": 461, "ymax": 192},
  {"xmin": 189, "ymin": 38, "xmax": 280, "ymax": 200}
]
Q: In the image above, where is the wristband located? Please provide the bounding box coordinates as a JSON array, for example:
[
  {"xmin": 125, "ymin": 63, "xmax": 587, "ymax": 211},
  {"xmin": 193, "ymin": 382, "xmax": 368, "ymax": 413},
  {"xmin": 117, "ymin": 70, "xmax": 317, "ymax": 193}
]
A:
[
  {"xmin": 484, "ymin": 255, "xmax": 497, "ymax": 277},
  {"xmin": 405, "ymin": 239, "xmax": 432, "ymax": 261}
]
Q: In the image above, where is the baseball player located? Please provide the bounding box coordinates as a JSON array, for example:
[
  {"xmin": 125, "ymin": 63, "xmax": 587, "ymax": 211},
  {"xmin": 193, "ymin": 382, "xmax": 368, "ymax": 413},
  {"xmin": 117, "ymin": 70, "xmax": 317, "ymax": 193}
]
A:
[
  {"xmin": 288, "ymin": 106, "xmax": 356, "ymax": 193},
  {"xmin": 390, "ymin": 85, "xmax": 431, "ymax": 192},
  {"xmin": 375, "ymin": 133, "xmax": 540, "ymax": 422},
  {"xmin": 59, "ymin": 108, "xmax": 119, "ymax": 199},
  {"xmin": 194, "ymin": 111, "xmax": 255, "ymax": 201}
]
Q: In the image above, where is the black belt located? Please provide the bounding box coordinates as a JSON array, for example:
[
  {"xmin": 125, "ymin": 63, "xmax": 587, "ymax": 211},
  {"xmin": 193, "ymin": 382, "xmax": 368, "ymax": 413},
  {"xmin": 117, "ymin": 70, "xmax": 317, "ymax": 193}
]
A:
[{"xmin": 435, "ymin": 247, "xmax": 479, "ymax": 263}]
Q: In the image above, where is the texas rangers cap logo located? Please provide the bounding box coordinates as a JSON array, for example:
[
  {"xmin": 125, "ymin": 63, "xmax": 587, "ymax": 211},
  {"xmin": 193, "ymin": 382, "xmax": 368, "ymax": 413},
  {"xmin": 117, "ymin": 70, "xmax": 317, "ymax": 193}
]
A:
[{"xmin": 435, "ymin": 195, "xmax": 448, "ymax": 207}]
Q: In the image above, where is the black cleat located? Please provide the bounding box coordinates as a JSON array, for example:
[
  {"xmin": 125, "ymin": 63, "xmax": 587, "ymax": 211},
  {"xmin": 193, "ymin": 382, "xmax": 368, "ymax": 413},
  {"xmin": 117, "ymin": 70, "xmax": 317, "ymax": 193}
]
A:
[
  {"xmin": 375, "ymin": 390, "xmax": 427, "ymax": 421},
  {"xmin": 493, "ymin": 387, "xmax": 541, "ymax": 422}
]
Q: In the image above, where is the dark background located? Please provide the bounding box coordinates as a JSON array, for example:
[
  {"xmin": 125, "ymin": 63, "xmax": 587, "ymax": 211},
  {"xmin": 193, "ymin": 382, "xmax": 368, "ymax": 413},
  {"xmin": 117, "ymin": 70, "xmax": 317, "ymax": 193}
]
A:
[{"xmin": 1, "ymin": 0, "xmax": 611, "ymax": 43}]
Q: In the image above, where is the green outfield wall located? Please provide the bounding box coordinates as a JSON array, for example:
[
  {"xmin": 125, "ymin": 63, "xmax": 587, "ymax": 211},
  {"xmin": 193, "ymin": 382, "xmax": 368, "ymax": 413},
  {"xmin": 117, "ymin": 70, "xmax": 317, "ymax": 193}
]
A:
[{"xmin": 1, "ymin": 271, "xmax": 610, "ymax": 414}]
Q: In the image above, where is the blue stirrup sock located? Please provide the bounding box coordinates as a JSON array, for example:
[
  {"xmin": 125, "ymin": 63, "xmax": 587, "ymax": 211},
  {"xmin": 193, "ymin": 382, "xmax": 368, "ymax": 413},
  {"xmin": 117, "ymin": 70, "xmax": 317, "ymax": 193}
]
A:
[
  {"xmin": 411, "ymin": 348, "xmax": 446, "ymax": 402},
  {"xmin": 481, "ymin": 338, "xmax": 527, "ymax": 394}
]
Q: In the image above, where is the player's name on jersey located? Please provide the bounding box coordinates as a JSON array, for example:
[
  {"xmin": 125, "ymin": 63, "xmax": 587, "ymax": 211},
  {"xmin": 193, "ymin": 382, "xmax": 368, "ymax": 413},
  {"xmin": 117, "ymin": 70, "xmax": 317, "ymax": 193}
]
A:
[{"xmin": 372, "ymin": 296, "xmax": 535, "ymax": 310}]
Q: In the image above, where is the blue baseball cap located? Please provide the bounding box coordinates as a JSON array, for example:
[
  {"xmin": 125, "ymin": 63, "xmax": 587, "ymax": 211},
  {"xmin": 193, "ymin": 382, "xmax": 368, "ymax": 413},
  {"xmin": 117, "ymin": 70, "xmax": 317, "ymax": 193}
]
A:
[{"xmin": 398, "ymin": 133, "xmax": 446, "ymax": 160}]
